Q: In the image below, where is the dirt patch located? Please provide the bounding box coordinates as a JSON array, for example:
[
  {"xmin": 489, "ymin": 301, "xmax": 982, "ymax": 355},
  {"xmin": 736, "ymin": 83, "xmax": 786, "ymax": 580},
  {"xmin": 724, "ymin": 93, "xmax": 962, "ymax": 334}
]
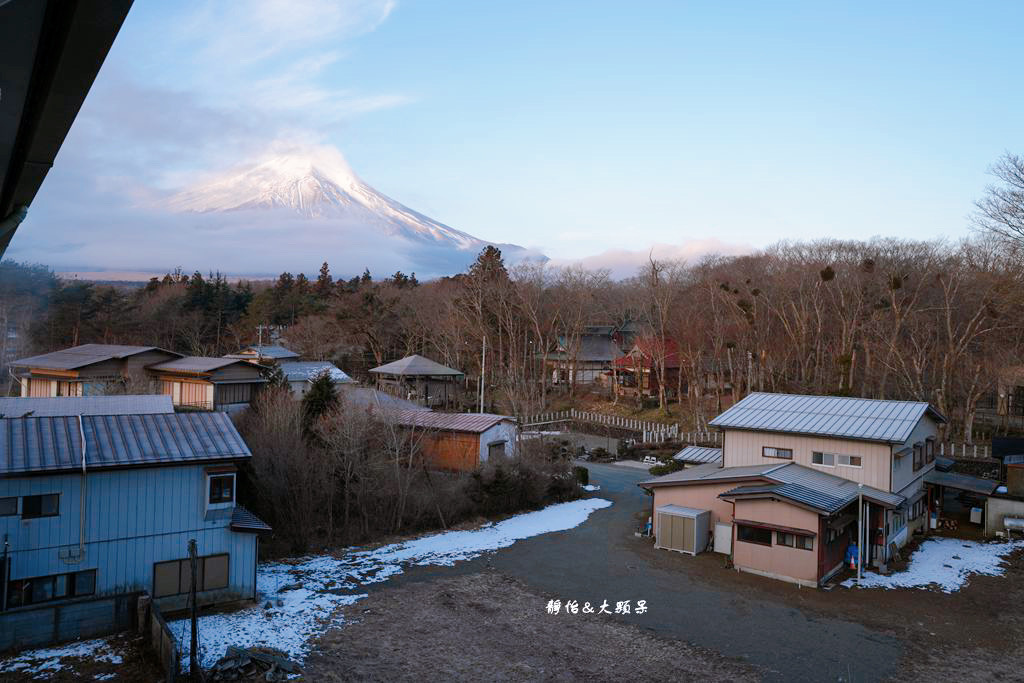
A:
[{"xmin": 306, "ymin": 572, "xmax": 761, "ymax": 682}]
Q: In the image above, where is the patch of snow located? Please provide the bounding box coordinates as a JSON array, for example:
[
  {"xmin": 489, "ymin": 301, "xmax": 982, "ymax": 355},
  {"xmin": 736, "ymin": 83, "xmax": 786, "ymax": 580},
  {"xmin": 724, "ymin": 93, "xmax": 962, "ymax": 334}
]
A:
[
  {"xmin": 177, "ymin": 498, "xmax": 612, "ymax": 668},
  {"xmin": 582, "ymin": 484, "xmax": 601, "ymax": 491},
  {"xmin": 841, "ymin": 538, "xmax": 1024, "ymax": 593},
  {"xmin": 0, "ymin": 638, "xmax": 123, "ymax": 679}
]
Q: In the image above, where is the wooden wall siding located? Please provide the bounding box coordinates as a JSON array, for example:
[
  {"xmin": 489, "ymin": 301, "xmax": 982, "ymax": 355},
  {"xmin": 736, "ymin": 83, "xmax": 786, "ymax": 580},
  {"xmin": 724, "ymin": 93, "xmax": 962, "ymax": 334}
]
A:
[
  {"xmin": 890, "ymin": 416, "xmax": 940, "ymax": 497},
  {"xmin": 209, "ymin": 364, "xmax": 264, "ymax": 382},
  {"xmin": 161, "ymin": 379, "xmax": 214, "ymax": 409},
  {"xmin": 122, "ymin": 350, "xmax": 179, "ymax": 376},
  {"xmin": 419, "ymin": 431, "xmax": 480, "ymax": 471},
  {"xmin": 215, "ymin": 382, "xmax": 256, "ymax": 406},
  {"xmin": 723, "ymin": 429, "xmax": 893, "ymax": 491},
  {"xmin": 0, "ymin": 465, "xmax": 256, "ymax": 606}
]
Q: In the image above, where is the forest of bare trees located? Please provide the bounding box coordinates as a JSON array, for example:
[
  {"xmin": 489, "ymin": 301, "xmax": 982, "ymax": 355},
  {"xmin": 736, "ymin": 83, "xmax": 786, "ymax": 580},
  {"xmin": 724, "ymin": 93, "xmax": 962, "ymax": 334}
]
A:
[{"xmin": 10, "ymin": 153, "xmax": 1024, "ymax": 443}]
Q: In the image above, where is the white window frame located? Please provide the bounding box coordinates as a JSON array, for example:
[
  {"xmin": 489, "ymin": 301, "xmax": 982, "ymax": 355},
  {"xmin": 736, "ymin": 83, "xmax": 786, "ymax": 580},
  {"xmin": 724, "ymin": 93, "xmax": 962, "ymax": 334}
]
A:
[
  {"xmin": 206, "ymin": 472, "xmax": 236, "ymax": 512},
  {"xmin": 811, "ymin": 451, "xmax": 835, "ymax": 467},
  {"xmin": 837, "ymin": 454, "xmax": 862, "ymax": 468}
]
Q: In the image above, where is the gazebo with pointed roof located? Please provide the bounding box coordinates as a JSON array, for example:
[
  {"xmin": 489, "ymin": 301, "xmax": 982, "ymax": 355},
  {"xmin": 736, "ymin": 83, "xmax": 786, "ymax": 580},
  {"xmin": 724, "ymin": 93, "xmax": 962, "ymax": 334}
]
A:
[{"xmin": 369, "ymin": 354, "xmax": 463, "ymax": 408}]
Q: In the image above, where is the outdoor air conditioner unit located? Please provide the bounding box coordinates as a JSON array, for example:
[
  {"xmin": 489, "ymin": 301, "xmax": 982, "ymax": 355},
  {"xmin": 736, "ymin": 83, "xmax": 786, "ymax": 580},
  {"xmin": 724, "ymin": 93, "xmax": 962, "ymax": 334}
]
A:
[{"xmin": 655, "ymin": 505, "xmax": 711, "ymax": 556}]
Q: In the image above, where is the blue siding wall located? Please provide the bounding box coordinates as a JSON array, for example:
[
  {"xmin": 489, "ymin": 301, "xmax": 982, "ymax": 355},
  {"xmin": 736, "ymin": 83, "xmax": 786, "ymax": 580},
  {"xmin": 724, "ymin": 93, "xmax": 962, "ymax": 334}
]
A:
[{"xmin": 0, "ymin": 464, "xmax": 257, "ymax": 612}]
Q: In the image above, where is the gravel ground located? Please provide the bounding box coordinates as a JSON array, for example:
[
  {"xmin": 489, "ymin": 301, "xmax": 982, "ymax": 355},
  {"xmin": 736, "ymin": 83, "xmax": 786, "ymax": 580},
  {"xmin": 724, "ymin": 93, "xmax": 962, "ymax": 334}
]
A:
[{"xmin": 306, "ymin": 571, "xmax": 761, "ymax": 682}]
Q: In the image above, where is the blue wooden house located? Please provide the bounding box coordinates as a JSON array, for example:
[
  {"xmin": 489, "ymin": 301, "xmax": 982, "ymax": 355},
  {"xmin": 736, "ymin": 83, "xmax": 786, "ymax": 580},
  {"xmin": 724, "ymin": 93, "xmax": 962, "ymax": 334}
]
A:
[{"xmin": 0, "ymin": 411, "xmax": 270, "ymax": 651}]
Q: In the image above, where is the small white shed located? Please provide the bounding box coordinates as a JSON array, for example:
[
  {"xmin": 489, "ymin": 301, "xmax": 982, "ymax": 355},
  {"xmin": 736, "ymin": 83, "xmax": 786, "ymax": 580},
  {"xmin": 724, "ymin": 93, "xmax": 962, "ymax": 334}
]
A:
[{"xmin": 655, "ymin": 504, "xmax": 711, "ymax": 555}]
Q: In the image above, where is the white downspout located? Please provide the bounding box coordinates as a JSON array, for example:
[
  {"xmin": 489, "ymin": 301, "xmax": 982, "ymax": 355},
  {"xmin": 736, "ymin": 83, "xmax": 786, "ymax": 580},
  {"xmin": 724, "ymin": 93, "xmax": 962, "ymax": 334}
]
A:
[
  {"xmin": 78, "ymin": 414, "xmax": 88, "ymax": 559},
  {"xmin": 856, "ymin": 484, "xmax": 863, "ymax": 583}
]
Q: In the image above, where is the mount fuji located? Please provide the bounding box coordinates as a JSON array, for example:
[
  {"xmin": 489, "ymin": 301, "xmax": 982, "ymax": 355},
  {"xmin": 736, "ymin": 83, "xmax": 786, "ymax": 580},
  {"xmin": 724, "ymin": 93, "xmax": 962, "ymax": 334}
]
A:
[{"xmin": 162, "ymin": 146, "xmax": 540, "ymax": 275}]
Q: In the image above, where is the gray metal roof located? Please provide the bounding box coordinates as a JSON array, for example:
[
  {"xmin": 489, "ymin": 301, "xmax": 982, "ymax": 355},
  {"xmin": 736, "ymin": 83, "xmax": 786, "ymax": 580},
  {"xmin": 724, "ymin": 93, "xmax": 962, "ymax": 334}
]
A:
[
  {"xmin": 278, "ymin": 361, "xmax": 353, "ymax": 384},
  {"xmin": 10, "ymin": 344, "xmax": 181, "ymax": 371},
  {"xmin": 767, "ymin": 462, "xmax": 904, "ymax": 508},
  {"xmin": 369, "ymin": 354, "xmax": 463, "ymax": 377},
  {"xmin": 641, "ymin": 461, "xmax": 785, "ymax": 488},
  {"xmin": 656, "ymin": 504, "xmax": 708, "ymax": 517},
  {"xmin": 395, "ymin": 411, "xmax": 515, "ymax": 433},
  {"xmin": 0, "ymin": 412, "xmax": 251, "ymax": 476},
  {"xmin": 148, "ymin": 356, "xmax": 250, "ymax": 374},
  {"xmin": 230, "ymin": 506, "xmax": 273, "ymax": 533},
  {"xmin": 672, "ymin": 445, "xmax": 723, "ymax": 465},
  {"xmin": 924, "ymin": 471, "xmax": 999, "ymax": 496},
  {"xmin": 0, "ymin": 395, "xmax": 173, "ymax": 418},
  {"xmin": 553, "ymin": 335, "xmax": 624, "ymax": 362},
  {"xmin": 339, "ymin": 386, "xmax": 430, "ymax": 412},
  {"xmin": 709, "ymin": 392, "xmax": 946, "ymax": 444},
  {"xmin": 722, "ymin": 482, "xmax": 850, "ymax": 513},
  {"xmin": 225, "ymin": 345, "xmax": 300, "ymax": 360}
]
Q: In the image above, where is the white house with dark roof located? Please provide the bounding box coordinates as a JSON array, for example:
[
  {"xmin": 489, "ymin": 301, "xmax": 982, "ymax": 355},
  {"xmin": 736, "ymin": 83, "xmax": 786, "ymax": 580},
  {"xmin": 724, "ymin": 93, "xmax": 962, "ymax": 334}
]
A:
[
  {"xmin": 0, "ymin": 412, "xmax": 270, "ymax": 651},
  {"xmin": 277, "ymin": 361, "xmax": 354, "ymax": 398},
  {"xmin": 641, "ymin": 393, "xmax": 946, "ymax": 587}
]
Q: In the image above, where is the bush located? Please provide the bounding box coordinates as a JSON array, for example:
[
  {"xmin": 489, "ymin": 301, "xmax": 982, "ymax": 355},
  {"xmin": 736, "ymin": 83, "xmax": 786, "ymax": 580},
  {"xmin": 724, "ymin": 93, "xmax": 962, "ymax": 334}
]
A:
[
  {"xmin": 573, "ymin": 465, "xmax": 589, "ymax": 486},
  {"xmin": 648, "ymin": 459, "xmax": 686, "ymax": 477}
]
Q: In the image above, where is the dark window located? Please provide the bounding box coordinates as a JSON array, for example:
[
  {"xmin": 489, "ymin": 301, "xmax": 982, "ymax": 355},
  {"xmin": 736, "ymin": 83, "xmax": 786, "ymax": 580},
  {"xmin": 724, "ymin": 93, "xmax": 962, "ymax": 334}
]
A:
[
  {"xmin": 22, "ymin": 494, "xmax": 59, "ymax": 519},
  {"xmin": 209, "ymin": 475, "xmax": 235, "ymax": 505},
  {"xmin": 778, "ymin": 532, "xmax": 814, "ymax": 550},
  {"xmin": 762, "ymin": 446, "xmax": 793, "ymax": 459},
  {"xmin": 925, "ymin": 438, "xmax": 935, "ymax": 464},
  {"xmin": 0, "ymin": 497, "xmax": 16, "ymax": 516},
  {"xmin": 736, "ymin": 524, "xmax": 772, "ymax": 546},
  {"xmin": 912, "ymin": 443, "xmax": 923, "ymax": 472},
  {"xmin": 153, "ymin": 554, "xmax": 231, "ymax": 597},
  {"xmin": 6, "ymin": 569, "xmax": 96, "ymax": 608},
  {"xmin": 487, "ymin": 441, "xmax": 506, "ymax": 459},
  {"xmin": 812, "ymin": 452, "xmax": 835, "ymax": 467}
]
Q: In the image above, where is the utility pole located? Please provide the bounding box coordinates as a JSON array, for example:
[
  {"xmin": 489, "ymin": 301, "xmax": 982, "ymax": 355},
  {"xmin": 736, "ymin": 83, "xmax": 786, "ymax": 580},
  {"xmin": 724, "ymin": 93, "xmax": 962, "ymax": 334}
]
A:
[
  {"xmin": 188, "ymin": 539, "xmax": 204, "ymax": 682},
  {"xmin": 479, "ymin": 335, "xmax": 487, "ymax": 413},
  {"xmin": 257, "ymin": 324, "xmax": 265, "ymax": 363}
]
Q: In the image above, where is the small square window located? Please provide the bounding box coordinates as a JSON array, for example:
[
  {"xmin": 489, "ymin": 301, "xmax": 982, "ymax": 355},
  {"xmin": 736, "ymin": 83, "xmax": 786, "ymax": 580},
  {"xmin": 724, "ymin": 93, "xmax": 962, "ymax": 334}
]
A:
[
  {"xmin": 22, "ymin": 494, "xmax": 59, "ymax": 519},
  {"xmin": 74, "ymin": 570, "xmax": 96, "ymax": 597},
  {"xmin": 209, "ymin": 475, "xmax": 235, "ymax": 505},
  {"xmin": 0, "ymin": 497, "xmax": 16, "ymax": 516},
  {"xmin": 812, "ymin": 452, "xmax": 835, "ymax": 467}
]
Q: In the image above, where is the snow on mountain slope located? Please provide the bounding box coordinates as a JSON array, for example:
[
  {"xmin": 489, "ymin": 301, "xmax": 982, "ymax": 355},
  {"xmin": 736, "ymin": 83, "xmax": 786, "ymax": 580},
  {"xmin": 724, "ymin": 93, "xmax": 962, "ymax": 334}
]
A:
[{"xmin": 165, "ymin": 146, "xmax": 493, "ymax": 253}]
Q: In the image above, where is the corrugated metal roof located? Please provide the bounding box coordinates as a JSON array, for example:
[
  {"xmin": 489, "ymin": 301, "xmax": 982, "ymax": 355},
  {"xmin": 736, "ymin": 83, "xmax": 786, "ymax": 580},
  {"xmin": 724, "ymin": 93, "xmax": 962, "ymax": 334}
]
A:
[
  {"xmin": 148, "ymin": 356, "xmax": 249, "ymax": 374},
  {"xmin": 656, "ymin": 504, "xmax": 708, "ymax": 517},
  {"xmin": 395, "ymin": 411, "xmax": 515, "ymax": 433},
  {"xmin": 230, "ymin": 506, "xmax": 273, "ymax": 533},
  {"xmin": 768, "ymin": 463, "xmax": 904, "ymax": 508},
  {"xmin": 278, "ymin": 361, "xmax": 353, "ymax": 383},
  {"xmin": 0, "ymin": 395, "xmax": 174, "ymax": 417},
  {"xmin": 553, "ymin": 335, "xmax": 624, "ymax": 362},
  {"xmin": 722, "ymin": 482, "xmax": 850, "ymax": 513},
  {"xmin": 709, "ymin": 393, "xmax": 946, "ymax": 443},
  {"xmin": 225, "ymin": 345, "xmax": 300, "ymax": 360},
  {"xmin": 924, "ymin": 471, "xmax": 999, "ymax": 496},
  {"xmin": 369, "ymin": 354, "xmax": 463, "ymax": 377},
  {"xmin": 672, "ymin": 445, "xmax": 722, "ymax": 464},
  {"xmin": 339, "ymin": 386, "xmax": 430, "ymax": 412},
  {"xmin": 0, "ymin": 412, "xmax": 251, "ymax": 476},
  {"xmin": 10, "ymin": 344, "xmax": 180, "ymax": 371},
  {"xmin": 640, "ymin": 461, "xmax": 785, "ymax": 487}
]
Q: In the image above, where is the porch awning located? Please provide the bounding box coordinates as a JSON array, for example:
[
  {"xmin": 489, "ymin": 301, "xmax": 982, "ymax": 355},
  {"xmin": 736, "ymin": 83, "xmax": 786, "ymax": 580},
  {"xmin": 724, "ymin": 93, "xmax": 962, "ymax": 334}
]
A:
[{"xmin": 924, "ymin": 471, "xmax": 998, "ymax": 496}]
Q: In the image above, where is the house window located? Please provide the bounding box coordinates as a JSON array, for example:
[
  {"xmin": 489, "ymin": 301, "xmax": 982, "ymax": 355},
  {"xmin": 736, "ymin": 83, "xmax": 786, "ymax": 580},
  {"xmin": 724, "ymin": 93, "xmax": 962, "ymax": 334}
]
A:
[
  {"xmin": 736, "ymin": 524, "xmax": 772, "ymax": 546},
  {"xmin": 762, "ymin": 446, "xmax": 793, "ymax": 460},
  {"xmin": 812, "ymin": 452, "xmax": 835, "ymax": 467},
  {"xmin": 208, "ymin": 474, "xmax": 235, "ymax": 505},
  {"xmin": 6, "ymin": 569, "xmax": 96, "ymax": 608},
  {"xmin": 912, "ymin": 443, "xmax": 923, "ymax": 472},
  {"xmin": 776, "ymin": 531, "xmax": 814, "ymax": 550},
  {"xmin": 153, "ymin": 554, "xmax": 231, "ymax": 598},
  {"xmin": 837, "ymin": 454, "xmax": 862, "ymax": 468},
  {"xmin": 0, "ymin": 497, "xmax": 16, "ymax": 516},
  {"xmin": 487, "ymin": 441, "xmax": 506, "ymax": 459},
  {"xmin": 925, "ymin": 438, "xmax": 935, "ymax": 464},
  {"xmin": 21, "ymin": 494, "xmax": 59, "ymax": 519}
]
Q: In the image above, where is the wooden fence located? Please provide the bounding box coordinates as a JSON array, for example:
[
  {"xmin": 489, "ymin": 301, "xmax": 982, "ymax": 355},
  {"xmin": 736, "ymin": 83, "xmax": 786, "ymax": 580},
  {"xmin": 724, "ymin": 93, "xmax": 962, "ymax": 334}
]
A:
[
  {"xmin": 520, "ymin": 409, "xmax": 678, "ymax": 437},
  {"xmin": 140, "ymin": 596, "xmax": 179, "ymax": 683},
  {"xmin": 938, "ymin": 442, "xmax": 995, "ymax": 460}
]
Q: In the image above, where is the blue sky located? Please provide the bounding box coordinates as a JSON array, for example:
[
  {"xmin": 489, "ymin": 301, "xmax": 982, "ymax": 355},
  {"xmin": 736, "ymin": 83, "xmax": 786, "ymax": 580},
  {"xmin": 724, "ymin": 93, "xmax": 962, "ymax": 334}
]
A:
[{"xmin": 10, "ymin": 0, "xmax": 1024, "ymax": 276}]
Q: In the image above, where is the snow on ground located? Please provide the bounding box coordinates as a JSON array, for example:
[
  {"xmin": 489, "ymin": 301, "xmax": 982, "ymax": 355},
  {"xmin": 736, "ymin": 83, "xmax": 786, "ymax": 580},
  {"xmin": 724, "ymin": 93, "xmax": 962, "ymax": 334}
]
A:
[
  {"xmin": 841, "ymin": 538, "xmax": 1024, "ymax": 593},
  {"xmin": 176, "ymin": 497, "xmax": 612, "ymax": 668},
  {"xmin": 582, "ymin": 484, "xmax": 601, "ymax": 491},
  {"xmin": 0, "ymin": 637, "xmax": 123, "ymax": 679}
]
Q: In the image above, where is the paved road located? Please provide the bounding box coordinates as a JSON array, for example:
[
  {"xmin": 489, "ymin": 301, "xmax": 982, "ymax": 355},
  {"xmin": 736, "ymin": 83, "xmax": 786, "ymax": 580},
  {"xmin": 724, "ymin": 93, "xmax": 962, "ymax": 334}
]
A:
[{"xmin": 381, "ymin": 462, "xmax": 904, "ymax": 682}]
